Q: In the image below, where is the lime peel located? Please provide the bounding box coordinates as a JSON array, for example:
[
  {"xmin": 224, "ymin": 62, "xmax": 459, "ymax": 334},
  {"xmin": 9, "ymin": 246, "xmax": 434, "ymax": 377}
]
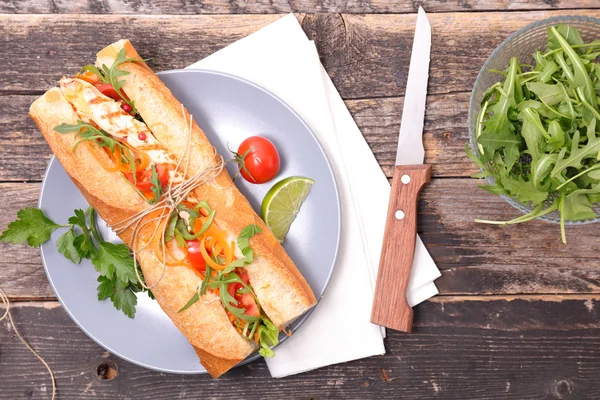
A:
[{"xmin": 261, "ymin": 176, "xmax": 314, "ymax": 242}]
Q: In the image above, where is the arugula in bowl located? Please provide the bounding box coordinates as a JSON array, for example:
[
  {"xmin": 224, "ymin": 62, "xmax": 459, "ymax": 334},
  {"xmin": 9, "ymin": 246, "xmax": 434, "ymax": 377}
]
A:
[{"xmin": 468, "ymin": 24, "xmax": 600, "ymax": 243}]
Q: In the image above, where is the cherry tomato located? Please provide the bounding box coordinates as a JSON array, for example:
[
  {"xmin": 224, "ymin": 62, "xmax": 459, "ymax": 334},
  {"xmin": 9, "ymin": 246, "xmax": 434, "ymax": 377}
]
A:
[
  {"xmin": 186, "ymin": 241, "xmax": 206, "ymax": 273},
  {"xmin": 125, "ymin": 164, "xmax": 169, "ymax": 193},
  {"xmin": 235, "ymin": 136, "xmax": 280, "ymax": 184},
  {"xmin": 77, "ymin": 71, "xmax": 100, "ymax": 85},
  {"xmin": 95, "ymin": 83, "xmax": 125, "ymax": 102}
]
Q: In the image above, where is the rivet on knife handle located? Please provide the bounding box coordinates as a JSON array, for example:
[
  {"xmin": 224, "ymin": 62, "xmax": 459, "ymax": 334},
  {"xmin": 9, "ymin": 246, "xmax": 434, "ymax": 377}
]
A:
[{"xmin": 370, "ymin": 164, "xmax": 431, "ymax": 333}]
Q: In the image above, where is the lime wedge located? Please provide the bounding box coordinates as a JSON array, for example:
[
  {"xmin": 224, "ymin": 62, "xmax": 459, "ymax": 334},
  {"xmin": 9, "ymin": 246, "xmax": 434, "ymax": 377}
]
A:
[{"xmin": 261, "ymin": 176, "xmax": 314, "ymax": 242}]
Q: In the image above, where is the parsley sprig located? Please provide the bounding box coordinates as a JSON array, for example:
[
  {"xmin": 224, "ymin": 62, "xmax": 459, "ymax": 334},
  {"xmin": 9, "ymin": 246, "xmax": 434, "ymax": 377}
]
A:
[{"xmin": 0, "ymin": 207, "xmax": 152, "ymax": 318}]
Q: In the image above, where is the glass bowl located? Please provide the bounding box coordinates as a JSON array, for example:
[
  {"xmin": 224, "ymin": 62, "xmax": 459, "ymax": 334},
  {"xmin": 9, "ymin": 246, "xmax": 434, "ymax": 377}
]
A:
[{"xmin": 468, "ymin": 16, "xmax": 600, "ymax": 225}]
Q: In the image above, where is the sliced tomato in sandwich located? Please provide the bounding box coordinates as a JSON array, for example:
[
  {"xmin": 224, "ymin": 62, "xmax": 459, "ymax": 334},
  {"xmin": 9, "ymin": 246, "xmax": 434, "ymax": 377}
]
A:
[
  {"xmin": 227, "ymin": 269, "xmax": 259, "ymax": 317},
  {"xmin": 95, "ymin": 83, "xmax": 124, "ymax": 101},
  {"xmin": 238, "ymin": 292, "xmax": 260, "ymax": 317},
  {"xmin": 125, "ymin": 164, "xmax": 170, "ymax": 193},
  {"xmin": 237, "ymin": 269, "xmax": 251, "ymax": 285},
  {"xmin": 186, "ymin": 241, "xmax": 206, "ymax": 273},
  {"xmin": 227, "ymin": 282, "xmax": 243, "ymax": 300}
]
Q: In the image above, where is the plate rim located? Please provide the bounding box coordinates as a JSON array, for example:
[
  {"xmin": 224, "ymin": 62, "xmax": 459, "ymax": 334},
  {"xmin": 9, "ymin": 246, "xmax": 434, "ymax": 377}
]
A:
[{"xmin": 38, "ymin": 68, "xmax": 341, "ymax": 374}]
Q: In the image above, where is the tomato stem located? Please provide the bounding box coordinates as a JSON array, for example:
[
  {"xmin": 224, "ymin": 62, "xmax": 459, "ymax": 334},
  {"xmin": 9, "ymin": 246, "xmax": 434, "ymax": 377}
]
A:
[{"xmin": 228, "ymin": 147, "xmax": 257, "ymax": 183}]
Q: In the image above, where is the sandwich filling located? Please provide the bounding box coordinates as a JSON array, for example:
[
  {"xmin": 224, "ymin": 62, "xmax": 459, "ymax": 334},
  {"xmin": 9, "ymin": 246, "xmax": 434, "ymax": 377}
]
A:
[{"xmin": 53, "ymin": 64, "xmax": 279, "ymax": 357}]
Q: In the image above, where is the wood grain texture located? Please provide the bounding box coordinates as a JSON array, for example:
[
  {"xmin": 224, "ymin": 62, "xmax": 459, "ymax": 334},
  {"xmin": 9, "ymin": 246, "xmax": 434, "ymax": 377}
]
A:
[
  {"xmin": 302, "ymin": 10, "xmax": 600, "ymax": 99},
  {"xmin": 2, "ymin": 11, "xmax": 600, "ymax": 99},
  {"xmin": 371, "ymin": 165, "xmax": 431, "ymax": 333},
  {"xmin": 0, "ymin": 14, "xmax": 282, "ymax": 94},
  {"xmin": 4, "ymin": 178, "xmax": 600, "ymax": 299},
  {"xmin": 0, "ymin": 93, "xmax": 474, "ymax": 181},
  {"xmin": 1, "ymin": 0, "xmax": 598, "ymax": 14},
  {"xmin": 2, "ymin": 296, "xmax": 600, "ymax": 399}
]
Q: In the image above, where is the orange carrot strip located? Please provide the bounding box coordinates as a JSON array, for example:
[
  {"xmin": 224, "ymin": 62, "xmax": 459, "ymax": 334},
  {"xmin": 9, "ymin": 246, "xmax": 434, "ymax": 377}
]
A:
[
  {"xmin": 136, "ymin": 150, "xmax": 151, "ymax": 171},
  {"xmin": 200, "ymin": 236, "xmax": 226, "ymax": 270}
]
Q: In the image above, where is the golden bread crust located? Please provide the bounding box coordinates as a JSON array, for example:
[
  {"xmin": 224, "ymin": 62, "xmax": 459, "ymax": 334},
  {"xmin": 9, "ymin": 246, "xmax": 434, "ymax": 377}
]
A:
[{"xmin": 29, "ymin": 88, "xmax": 254, "ymax": 378}]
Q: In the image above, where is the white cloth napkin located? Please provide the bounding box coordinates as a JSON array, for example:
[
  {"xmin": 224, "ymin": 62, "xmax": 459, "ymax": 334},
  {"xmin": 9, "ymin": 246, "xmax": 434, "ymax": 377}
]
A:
[{"xmin": 187, "ymin": 13, "xmax": 441, "ymax": 377}]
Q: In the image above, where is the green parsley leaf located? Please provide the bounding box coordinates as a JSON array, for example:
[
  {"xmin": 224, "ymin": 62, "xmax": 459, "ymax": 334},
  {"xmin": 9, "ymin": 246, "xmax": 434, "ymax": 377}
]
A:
[
  {"xmin": 74, "ymin": 233, "xmax": 95, "ymax": 259},
  {"xmin": 68, "ymin": 208, "xmax": 95, "ymax": 258},
  {"xmin": 92, "ymin": 241, "xmax": 138, "ymax": 284},
  {"xmin": 111, "ymin": 280, "xmax": 138, "ymax": 319},
  {"xmin": 0, "ymin": 208, "xmax": 63, "ymax": 247},
  {"xmin": 68, "ymin": 209, "xmax": 88, "ymax": 229},
  {"xmin": 56, "ymin": 227, "xmax": 82, "ymax": 264},
  {"xmin": 97, "ymin": 275, "xmax": 116, "ymax": 301}
]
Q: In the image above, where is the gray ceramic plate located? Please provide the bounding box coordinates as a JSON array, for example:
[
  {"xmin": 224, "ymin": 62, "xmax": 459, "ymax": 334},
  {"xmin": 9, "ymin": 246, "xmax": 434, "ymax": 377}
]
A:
[{"xmin": 39, "ymin": 69, "xmax": 340, "ymax": 374}]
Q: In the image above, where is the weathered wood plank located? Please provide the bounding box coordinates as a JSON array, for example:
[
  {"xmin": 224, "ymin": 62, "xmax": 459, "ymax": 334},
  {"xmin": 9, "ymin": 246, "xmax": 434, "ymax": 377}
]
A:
[
  {"xmin": 302, "ymin": 10, "xmax": 600, "ymax": 99},
  {"xmin": 0, "ymin": 96, "xmax": 51, "ymax": 182},
  {"xmin": 420, "ymin": 180, "xmax": 600, "ymax": 296},
  {"xmin": 349, "ymin": 93, "xmax": 473, "ymax": 178},
  {"xmin": 3, "ymin": 179, "xmax": 600, "ymax": 299},
  {"xmin": 2, "ymin": 297, "xmax": 600, "ymax": 399},
  {"xmin": 1, "ymin": 0, "xmax": 597, "ymax": 14},
  {"xmin": 0, "ymin": 14, "xmax": 282, "ymax": 94},
  {"xmin": 3, "ymin": 11, "xmax": 600, "ymax": 99},
  {"xmin": 0, "ymin": 93, "xmax": 473, "ymax": 181}
]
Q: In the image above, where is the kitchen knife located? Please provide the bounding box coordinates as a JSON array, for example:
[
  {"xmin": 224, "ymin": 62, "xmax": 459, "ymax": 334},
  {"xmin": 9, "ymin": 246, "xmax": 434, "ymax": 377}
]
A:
[{"xmin": 370, "ymin": 6, "xmax": 432, "ymax": 333}]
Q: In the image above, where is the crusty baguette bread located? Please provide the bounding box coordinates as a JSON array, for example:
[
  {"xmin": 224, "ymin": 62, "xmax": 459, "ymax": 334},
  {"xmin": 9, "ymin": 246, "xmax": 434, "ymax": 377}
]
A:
[
  {"xmin": 30, "ymin": 88, "xmax": 255, "ymax": 378},
  {"xmin": 29, "ymin": 40, "xmax": 317, "ymax": 378},
  {"xmin": 97, "ymin": 40, "xmax": 317, "ymax": 328}
]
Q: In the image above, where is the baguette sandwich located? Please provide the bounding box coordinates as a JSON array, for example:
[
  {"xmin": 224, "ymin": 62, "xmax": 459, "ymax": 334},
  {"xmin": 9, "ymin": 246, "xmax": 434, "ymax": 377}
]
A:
[{"xmin": 29, "ymin": 39, "xmax": 317, "ymax": 378}]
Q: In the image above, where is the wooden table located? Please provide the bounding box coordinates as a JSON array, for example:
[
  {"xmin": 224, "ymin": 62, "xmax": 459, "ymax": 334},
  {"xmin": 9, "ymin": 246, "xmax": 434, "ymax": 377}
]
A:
[{"xmin": 2, "ymin": 1, "xmax": 600, "ymax": 399}]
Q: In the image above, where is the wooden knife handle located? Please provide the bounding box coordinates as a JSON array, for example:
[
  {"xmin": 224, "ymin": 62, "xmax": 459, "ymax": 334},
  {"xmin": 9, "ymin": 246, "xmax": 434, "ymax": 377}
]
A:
[{"xmin": 370, "ymin": 164, "xmax": 432, "ymax": 333}]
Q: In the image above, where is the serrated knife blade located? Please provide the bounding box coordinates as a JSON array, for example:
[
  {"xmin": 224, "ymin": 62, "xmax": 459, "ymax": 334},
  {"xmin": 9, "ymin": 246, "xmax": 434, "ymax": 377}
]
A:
[
  {"xmin": 395, "ymin": 6, "xmax": 431, "ymax": 166},
  {"xmin": 370, "ymin": 6, "xmax": 433, "ymax": 333}
]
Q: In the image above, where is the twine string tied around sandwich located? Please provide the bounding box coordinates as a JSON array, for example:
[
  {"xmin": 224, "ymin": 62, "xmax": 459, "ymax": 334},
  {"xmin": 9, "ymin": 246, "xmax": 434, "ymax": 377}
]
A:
[{"xmin": 109, "ymin": 105, "xmax": 224, "ymax": 290}]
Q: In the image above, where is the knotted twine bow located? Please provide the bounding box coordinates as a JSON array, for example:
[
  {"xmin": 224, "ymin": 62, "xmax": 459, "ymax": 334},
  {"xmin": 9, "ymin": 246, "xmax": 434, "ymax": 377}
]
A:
[{"xmin": 109, "ymin": 106, "xmax": 224, "ymax": 290}]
